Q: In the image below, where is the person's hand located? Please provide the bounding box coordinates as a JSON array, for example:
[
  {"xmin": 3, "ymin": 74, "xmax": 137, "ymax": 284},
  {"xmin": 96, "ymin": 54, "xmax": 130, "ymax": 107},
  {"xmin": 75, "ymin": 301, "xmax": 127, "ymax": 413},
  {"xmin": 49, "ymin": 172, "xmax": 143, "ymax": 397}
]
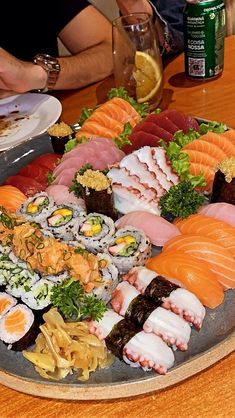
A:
[
  {"xmin": 0, "ymin": 48, "xmax": 47, "ymax": 97},
  {"xmin": 116, "ymin": 0, "xmax": 152, "ymax": 16}
]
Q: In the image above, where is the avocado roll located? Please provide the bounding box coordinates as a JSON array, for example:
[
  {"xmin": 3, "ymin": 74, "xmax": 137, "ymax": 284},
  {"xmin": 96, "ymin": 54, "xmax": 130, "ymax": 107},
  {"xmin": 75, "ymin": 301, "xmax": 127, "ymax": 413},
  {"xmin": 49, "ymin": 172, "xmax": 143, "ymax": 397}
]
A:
[
  {"xmin": 17, "ymin": 192, "xmax": 55, "ymax": 223},
  {"xmin": 73, "ymin": 213, "xmax": 115, "ymax": 254},
  {"xmin": 106, "ymin": 227, "xmax": 151, "ymax": 274}
]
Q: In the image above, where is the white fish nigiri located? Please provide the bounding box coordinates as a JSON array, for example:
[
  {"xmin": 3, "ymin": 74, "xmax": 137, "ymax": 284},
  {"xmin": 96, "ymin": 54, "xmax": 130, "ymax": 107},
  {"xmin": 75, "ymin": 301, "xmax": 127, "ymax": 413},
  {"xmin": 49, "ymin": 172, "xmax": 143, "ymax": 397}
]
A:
[
  {"xmin": 116, "ymin": 211, "xmax": 181, "ymax": 246},
  {"xmin": 199, "ymin": 202, "xmax": 235, "ymax": 227}
]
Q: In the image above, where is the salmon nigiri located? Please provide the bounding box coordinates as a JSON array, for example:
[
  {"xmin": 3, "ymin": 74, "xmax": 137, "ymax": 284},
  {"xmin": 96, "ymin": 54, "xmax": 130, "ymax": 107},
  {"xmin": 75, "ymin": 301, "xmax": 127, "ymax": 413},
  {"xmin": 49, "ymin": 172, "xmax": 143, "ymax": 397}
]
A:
[
  {"xmin": 163, "ymin": 235, "xmax": 235, "ymax": 289},
  {"xmin": 175, "ymin": 214, "xmax": 235, "ymax": 256},
  {"xmin": 0, "ymin": 185, "xmax": 27, "ymax": 212},
  {"xmin": 146, "ymin": 251, "xmax": 224, "ymax": 308}
]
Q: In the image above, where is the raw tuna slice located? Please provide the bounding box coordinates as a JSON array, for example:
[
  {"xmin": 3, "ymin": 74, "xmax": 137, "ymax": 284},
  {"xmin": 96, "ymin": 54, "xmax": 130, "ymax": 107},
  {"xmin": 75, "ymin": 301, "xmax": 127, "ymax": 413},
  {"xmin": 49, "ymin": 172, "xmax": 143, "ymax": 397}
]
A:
[
  {"xmin": 116, "ymin": 211, "xmax": 181, "ymax": 246},
  {"xmin": 18, "ymin": 164, "xmax": 49, "ymax": 186},
  {"xmin": 32, "ymin": 153, "xmax": 61, "ymax": 171},
  {"xmin": 123, "ymin": 131, "xmax": 161, "ymax": 154},
  {"xmin": 4, "ymin": 176, "xmax": 45, "ymax": 197},
  {"xmin": 133, "ymin": 121, "xmax": 173, "ymax": 140},
  {"xmin": 145, "ymin": 114, "xmax": 179, "ymax": 134},
  {"xmin": 162, "ymin": 110, "xmax": 199, "ymax": 133}
]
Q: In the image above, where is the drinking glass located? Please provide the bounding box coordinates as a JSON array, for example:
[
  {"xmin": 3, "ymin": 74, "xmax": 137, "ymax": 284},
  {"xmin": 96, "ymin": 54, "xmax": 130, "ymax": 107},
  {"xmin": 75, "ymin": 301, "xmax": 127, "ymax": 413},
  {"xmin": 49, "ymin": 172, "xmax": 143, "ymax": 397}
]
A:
[{"xmin": 112, "ymin": 13, "xmax": 163, "ymax": 110}]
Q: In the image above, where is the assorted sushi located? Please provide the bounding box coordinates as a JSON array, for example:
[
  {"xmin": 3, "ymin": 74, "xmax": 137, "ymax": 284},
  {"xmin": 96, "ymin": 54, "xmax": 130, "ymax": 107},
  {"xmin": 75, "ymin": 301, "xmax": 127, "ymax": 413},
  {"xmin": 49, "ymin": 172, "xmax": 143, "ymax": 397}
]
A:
[{"xmin": 0, "ymin": 103, "xmax": 235, "ymax": 384}]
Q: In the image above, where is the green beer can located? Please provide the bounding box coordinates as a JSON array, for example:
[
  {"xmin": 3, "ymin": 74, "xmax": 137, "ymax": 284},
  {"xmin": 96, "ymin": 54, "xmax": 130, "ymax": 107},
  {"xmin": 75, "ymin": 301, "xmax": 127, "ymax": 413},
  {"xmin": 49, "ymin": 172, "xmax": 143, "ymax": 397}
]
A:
[{"xmin": 183, "ymin": 0, "xmax": 226, "ymax": 79}]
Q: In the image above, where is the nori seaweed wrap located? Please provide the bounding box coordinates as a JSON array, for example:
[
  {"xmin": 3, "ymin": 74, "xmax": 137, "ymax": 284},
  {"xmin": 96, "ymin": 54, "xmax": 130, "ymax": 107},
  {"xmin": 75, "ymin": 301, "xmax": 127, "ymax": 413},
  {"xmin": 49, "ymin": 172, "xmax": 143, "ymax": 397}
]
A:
[
  {"xmin": 105, "ymin": 318, "xmax": 140, "ymax": 359},
  {"xmin": 125, "ymin": 294, "xmax": 160, "ymax": 327},
  {"xmin": 145, "ymin": 276, "xmax": 179, "ymax": 303},
  {"xmin": 211, "ymin": 157, "xmax": 235, "ymax": 205}
]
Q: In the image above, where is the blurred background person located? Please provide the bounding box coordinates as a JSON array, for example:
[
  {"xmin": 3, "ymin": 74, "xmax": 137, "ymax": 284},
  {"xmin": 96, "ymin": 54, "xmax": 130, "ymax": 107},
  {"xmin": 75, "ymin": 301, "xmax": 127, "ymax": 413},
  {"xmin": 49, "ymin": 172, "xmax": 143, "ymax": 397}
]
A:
[
  {"xmin": 116, "ymin": 0, "xmax": 185, "ymax": 56},
  {"xmin": 0, "ymin": 1, "xmax": 113, "ymax": 98}
]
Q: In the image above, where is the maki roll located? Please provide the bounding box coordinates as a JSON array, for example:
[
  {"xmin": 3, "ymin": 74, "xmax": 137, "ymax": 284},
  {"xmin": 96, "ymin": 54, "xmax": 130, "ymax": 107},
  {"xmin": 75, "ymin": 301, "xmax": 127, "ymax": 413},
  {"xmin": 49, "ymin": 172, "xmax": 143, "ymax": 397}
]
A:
[
  {"xmin": 17, "ymin": 192, "xmax": 55, "ymax": 223},
  {"xmin": 106, "ymin": 227, "xmax": 151, "ymax": 274},
  {"xmin": 74, "ymin": 167, "xmax": 118, "ymax": 220},
  {"xmin": 21, "ymin": 278, "xmax": 55, "ymax": 311},
  {"xmin": 6, "ymin": 258, "xmax": 40, "ymax": 299},
  {"xmin": 0, "ymin": 292, "xmax": 17, "ymax": 317},
  {"xmin": 42, "ymin": 204, "xmax": 82, "ymax": 241},
  {"xmin": 0, "ymin": 304, "xmax": 39, "ymax": 351},
  {"xmin": 47, "ymin": 121, "xmax": 75, "ymax": 154},
  {"xmin": 211, "ymin": 157, "xmax": 235, "ymax": 205},
  {"xmin": 73, "ymin": 213, "xmax": 115, "ymax": 254},
  {"xmin": 93, "ymin": 253, "xmax": 119, "ymax": 303}
]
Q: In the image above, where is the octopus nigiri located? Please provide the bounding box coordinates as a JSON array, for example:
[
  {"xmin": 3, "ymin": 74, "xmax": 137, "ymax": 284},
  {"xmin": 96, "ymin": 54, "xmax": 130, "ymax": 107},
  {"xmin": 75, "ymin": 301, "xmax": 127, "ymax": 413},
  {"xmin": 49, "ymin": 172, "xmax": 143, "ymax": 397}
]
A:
[{"xmin": 123, "ymin": 266, "xmax": 206, "ymax": 329}]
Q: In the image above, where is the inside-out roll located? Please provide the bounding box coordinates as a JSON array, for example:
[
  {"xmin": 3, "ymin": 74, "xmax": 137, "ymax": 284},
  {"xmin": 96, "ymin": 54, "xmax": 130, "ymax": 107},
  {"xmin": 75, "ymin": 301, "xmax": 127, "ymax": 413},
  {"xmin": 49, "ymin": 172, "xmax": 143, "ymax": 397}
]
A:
[
  {"xmin": 17, "ymin": 192, "xmax": 55, "ymax": 223},
  {"xmin": 73, "ymin": 212, "xmax": 115, "ymax": 254},
  {"xmin": 106, "ymin": 226, "xmax": 152, "ymax": 274}
]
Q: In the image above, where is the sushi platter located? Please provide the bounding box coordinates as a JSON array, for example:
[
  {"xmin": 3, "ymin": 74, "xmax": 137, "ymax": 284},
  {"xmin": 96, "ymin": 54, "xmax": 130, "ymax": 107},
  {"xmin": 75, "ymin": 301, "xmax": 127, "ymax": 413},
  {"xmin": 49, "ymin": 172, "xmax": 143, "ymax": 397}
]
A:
[{"xmin": 0, "ymin": 102, "xmax": 234, "ymax": 400}]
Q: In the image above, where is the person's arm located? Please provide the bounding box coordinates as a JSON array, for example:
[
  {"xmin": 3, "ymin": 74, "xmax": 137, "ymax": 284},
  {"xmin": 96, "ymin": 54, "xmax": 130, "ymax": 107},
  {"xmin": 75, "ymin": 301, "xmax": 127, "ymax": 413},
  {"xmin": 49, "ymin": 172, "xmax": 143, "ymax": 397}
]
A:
[{"xmin": 0, "ymin": 5, "xmax": 112, "ymax": 96}]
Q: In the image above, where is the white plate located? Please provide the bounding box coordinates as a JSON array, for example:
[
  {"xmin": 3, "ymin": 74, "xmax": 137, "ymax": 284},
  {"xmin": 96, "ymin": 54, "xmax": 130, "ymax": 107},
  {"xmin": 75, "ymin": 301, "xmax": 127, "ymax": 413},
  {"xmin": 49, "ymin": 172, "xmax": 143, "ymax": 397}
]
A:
[{"xmin": 0, "ymin": 93, "xmax": 62, "ymax": 151}]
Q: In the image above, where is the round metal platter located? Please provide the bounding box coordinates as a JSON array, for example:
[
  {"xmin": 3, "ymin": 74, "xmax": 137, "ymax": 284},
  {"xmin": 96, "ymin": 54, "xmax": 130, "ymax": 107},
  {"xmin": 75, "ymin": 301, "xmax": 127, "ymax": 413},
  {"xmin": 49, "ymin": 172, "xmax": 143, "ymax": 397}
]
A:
[{"xmin": 0, "ymin": 133, "xmax": 234, "ymax": 400}]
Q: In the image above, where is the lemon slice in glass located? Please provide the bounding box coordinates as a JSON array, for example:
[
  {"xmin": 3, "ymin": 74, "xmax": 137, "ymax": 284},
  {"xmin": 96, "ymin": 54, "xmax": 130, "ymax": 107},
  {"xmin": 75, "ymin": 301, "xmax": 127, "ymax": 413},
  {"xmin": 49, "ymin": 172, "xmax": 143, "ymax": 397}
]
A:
[{"xmin": 133, "ymin": 51, "xmax": 163, "ymax": 103}]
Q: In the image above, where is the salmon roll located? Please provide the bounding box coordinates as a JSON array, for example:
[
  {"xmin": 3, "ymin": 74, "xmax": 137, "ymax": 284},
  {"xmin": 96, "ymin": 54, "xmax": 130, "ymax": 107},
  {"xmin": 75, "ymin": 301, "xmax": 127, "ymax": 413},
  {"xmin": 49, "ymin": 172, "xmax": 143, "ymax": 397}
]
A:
[
  {"xmin": 0, "ymin": 304, "xmax": 38, "ymax": 351},
  {"xmin": 0, "ymin": 292, "xmax": 17, "ymax": 317}
]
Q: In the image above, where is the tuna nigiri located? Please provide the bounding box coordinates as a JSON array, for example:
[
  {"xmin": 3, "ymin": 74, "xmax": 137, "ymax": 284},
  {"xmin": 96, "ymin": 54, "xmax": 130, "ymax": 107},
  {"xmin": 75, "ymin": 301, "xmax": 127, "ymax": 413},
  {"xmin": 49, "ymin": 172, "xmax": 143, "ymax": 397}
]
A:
[
  {"xmin": 146, "ymin": 250, "xmax": 224, "ymax": 308},
  {"xmin": 199, "ymin": 202, "xmax": 235, "ymax": 227},
  {"xmin": 163, "ymin": 235, "xmax": 235, "ymax": 289}
]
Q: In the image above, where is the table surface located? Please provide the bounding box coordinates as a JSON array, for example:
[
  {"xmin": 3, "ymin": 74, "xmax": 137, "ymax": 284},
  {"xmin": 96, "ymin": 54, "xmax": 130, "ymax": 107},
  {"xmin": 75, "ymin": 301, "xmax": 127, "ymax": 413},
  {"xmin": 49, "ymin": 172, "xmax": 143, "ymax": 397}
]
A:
[{"xmin": 1, "ymin": 36, "xmax": 235, "ymax": 418}]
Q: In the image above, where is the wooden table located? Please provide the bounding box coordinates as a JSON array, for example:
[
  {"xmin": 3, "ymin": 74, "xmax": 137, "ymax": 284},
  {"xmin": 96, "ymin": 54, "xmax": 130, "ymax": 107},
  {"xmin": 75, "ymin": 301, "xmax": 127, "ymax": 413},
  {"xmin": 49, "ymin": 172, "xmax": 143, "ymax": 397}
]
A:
[{"xmin": 1, "ymin": 36, "xmax": 235, "ymax": 418}]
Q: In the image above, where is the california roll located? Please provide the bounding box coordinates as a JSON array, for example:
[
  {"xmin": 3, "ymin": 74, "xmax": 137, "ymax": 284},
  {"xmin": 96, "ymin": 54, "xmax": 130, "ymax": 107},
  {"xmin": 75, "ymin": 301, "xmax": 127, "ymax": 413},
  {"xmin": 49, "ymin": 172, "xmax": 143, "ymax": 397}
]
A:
[
  {"xmin": 73, "ymin": 212, "xmax": 115, "ymax": 253},
  {"xmin": 106, "ymin": 226, "xmax": 151, "ymax": 274},
  {"xmin": 42, "ymin": 204, "xmax": 82, "ymax": 241},
  {"xmin": 17, "ymin": 192, "xmax": 55, "ymax": 223}
]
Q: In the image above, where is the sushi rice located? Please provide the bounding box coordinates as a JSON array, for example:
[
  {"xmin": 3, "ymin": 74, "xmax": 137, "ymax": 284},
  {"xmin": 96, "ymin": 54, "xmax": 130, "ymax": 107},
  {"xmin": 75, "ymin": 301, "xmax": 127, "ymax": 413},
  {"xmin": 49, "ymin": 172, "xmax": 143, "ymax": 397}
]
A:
[
  {"xmin": 73, "ymin": 212, "xmax": 115, "ymax": 254},
  {"xmin": 106, "ymin": 226, "xmax": 152, "ymax": 274},
  {"xmin": 41, "ymin": 203, "xmax": 84, "ymax": 241},
  {"xmin": 0, "ymin": 304, "xmax": 34, "ymax": 345},
  {"xmin": 93, "ymin": 253, "xmax": 119, "ymax": 303},
  {"xmin": 17, "ymin": 192, "xmax": 55, "ymax": 223},
  {"xmin": 21, "ymin": 278, "xmax": 56, "ymax": 310},
  {"xmin": 0, "ymin": 292, "xmax": 17, "ymax": 317}
]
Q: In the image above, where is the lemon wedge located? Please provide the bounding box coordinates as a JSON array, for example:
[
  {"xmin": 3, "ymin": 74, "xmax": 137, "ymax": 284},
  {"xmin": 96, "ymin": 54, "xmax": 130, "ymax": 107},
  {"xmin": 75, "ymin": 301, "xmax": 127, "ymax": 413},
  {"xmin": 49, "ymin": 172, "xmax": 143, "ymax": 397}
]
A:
[{"xmin": 133, "ymin": 51, "xmax": 163, "ymax": 103}]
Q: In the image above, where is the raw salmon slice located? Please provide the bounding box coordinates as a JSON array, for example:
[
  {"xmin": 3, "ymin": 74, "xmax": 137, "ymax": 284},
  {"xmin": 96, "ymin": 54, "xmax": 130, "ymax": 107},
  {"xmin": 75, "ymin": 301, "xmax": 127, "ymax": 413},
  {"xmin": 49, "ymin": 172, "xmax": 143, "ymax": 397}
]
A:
[
  {"xmin": 199, "ymin": 132, "xmax": 235, "ymax": 156},
  {"xmin": 79, "ymin": 120, "xmax": 117, "ymax": 138},
  {"xmin": 88, "ymin": 111, "xmax": 124, "ymax": 134},
  {"xmin": 183, "ymin": 139, "xmax": 227, "ymax": 161},
  {"xmin": 4, "ymin": 308, "xmax": 27, "ymax": 334},
  {"xmin": 110, "ymin": 97, "xmax": 141, "ymax": 123},
  {"xmin": 98, "ymin": 101, "xmax": 137, "ymax": 127},
  {"xmin": 222, "ymin": 129, "xmax": 235, "ymax": 145},
  {"xmin": 183, "ymin": 149, "xmax": 218, "ymax": 167},
  {"xmin": 0, "ymin": 185, "xmax": 27, "ymax": 212},
  {"xmin": 163, "ymin": 234, "xmax": 235, "ymax": 289},
  {"xmin": 146, "ymin": 250, "xmax": 224, "ymax": 308},
  {"xmin": 175, "ymin": 214, "xmax": 235, "ymax": 256},
  {"xmin": 189, "ymin": 162, "xmax": 215, "ymax": 191}
]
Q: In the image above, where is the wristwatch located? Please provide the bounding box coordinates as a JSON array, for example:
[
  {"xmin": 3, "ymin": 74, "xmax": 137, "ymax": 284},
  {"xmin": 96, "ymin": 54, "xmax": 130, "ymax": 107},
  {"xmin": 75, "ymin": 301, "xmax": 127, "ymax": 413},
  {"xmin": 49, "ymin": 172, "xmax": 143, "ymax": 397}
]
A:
[{"xmin": 33, "ymin": 53, "xmax": 61, "ymax": 93}]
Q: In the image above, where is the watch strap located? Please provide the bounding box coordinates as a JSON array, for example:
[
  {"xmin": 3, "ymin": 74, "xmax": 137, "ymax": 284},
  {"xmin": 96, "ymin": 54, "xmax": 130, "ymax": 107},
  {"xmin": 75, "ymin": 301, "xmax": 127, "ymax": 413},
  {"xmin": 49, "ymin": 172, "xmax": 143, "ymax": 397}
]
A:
[{"xmin": 34, "ymin": 54, "xmax": 60, "ymax": 93}]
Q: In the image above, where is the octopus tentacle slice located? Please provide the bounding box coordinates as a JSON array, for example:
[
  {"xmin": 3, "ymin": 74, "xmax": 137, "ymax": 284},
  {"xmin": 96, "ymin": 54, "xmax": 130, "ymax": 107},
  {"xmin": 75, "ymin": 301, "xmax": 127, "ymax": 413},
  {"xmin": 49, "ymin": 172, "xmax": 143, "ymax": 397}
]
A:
[
  {"xmin": 111, "ymin": 281, "xmax": 140, "ymax": 316},
  {"xmin": 88, "ymin": 309, "xmax": 123, "ymax": 340},
  {"xmin": 161, "ymin": 288, "xmax": 206, "ymax": 330},
  {"xmin": 123, "ymin": 331, "xmax": 174, "ymax": 374},
  {"xmin": 143, "ymin": 307, "xmax": 191, "ymax": 351}
]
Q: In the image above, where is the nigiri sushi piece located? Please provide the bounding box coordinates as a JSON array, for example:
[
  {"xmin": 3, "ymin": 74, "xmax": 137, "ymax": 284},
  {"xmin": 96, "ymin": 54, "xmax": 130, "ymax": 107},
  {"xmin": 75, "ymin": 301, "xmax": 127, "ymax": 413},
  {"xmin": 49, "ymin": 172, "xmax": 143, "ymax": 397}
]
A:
[
  {"xmin": 163, "ymin": 234, "xmax": 235, "ymax": 289},
  {"xmin": 146, "ymin": 251, "xmax": 224, "ymax": 309},
  {"xmin": 116, "ymin": 211, "xmax": 181, "ymax": 246},
  {"xmin": 123, "ymin": 331, "xmax": 174, "ymax": 374},
  {"xmin": 111, "ymin": 282, "xmax": 140, "ymax": 317},
  {"xmin": 122, "ymin": 266, "xmax": 205, "ymax": 328},
  {"xmin": 199, "ymin": 202, "xmax": 235, "ymax": 227},
  {"xmin": 89, "ymin": 309, "xmax": 123, "ymax": 340},
  {"xmin": 175, "ymin": 214, "xmax": 235, "ymax": 256},
  {"xmin": 46, "ymin": 185, "xmax": 86, "ymax": 209},
  {"xmin": 143, "ymin": 307, "xmax": 191, "ymax": 351},
  {"xmin": 0, "ymin": 185, "xmax": 27, "ymax": 212}
]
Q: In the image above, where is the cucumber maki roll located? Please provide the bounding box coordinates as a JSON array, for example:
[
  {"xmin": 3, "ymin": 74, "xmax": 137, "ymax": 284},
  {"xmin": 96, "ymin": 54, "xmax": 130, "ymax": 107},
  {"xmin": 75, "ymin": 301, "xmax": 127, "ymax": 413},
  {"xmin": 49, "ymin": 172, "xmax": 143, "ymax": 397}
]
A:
[
  {"xmin": 106, "ymin": 227, "xmax": 152, "ymax": 274},
  {"xmin": 6, "ymin": 261, "xmax": 40, "ymax": 299},
  {"xmin": 21, "ymin": 278, "xmax": 55, "ymax": 311},
  {"xmin": 42, "ymin": 204, "xmax": 82, "ymax": 241},
  {"xmin": 17, "ymin": 192, "xmax": 55, "ymax": 223},
  {"xmin": 93, "ymin": 253, "xmax": 119, "ymax": 303},
  {"xmin": 73, "ymin": 213, "xmax": 115, "ymax": 254}
]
